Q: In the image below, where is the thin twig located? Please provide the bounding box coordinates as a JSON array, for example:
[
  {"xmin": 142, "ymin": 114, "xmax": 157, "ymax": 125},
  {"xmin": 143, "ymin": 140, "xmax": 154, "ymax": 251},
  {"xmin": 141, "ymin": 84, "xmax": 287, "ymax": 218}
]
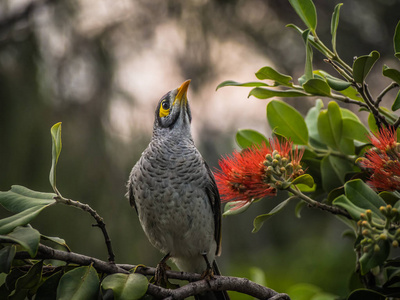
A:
[
  {"xmin": 376, "ymin": 82, "xmax": 399, "ymax": 107},
  {"xmin": 330, "ymin": 93, "xmax": 369, "ymax": 109},
  {"xmin": 54, "ymin": 195, "xmax": 115, "ymax": 263},
  {"xmin": 287, "ymin": 186, "xmax": 352, "ymax": 219}
]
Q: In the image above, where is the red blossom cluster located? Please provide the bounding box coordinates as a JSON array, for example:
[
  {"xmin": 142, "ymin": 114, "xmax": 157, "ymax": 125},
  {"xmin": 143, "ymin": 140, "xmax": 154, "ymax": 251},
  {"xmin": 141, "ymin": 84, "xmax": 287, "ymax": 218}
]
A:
[
  {"xmin": 359, "ymin": 127, "xmax": 400, "ymax": 191},
  {"xmin": 214, "ymin": 138, "xmax": 304, "ymax": 207}
]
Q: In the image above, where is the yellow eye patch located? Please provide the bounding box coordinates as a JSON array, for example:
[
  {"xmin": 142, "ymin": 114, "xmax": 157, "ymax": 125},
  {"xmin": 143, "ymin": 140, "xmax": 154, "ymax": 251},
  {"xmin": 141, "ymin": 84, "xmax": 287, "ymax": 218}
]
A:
[{"xmin": 159, "ymin": 99, "xmax": 170, "ymax": 118}]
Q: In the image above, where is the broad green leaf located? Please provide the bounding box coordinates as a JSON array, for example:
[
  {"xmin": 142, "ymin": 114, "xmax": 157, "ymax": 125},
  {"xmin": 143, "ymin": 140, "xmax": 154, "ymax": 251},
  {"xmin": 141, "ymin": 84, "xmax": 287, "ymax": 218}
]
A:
[
  {"xmin": 252, "ymin": 198, "xmax": 292, "ymax": 233},
  {"xmin": 223, "ymin": 201, "xmax": 252, "ymax": 216},
  {"xmin": 325, "ymin": 76, "xmax": 351, "ymax": 91},
  {"xmin": 101, "ymin": 273, "xmax": 148, "ymax": 300},
  {"xmin": 379, "ymin": 191, "xmax": 400, "ymax": 206},
  {"xmin": 352, "ymin": 51, "xmax": 380, "ymax": 83},
  {"xmin": 291, "ymin": 174, "xmax": 314, "ymax": 188},
  {"xmin": 248, "ymin": 87, "xmax": 309, "ymax": 99},
  {"xmin": 331, "ymin": 3, "xmax": 343, "ymax": 54},
  {"xmin": 0, "ymin": 185, "xmax": 56, "ymax": 213},
  {"xmin": 340, "ymin": 108, "xmax": 360, "ymax": 121},
  {"xmin": 359, "ymin": 240, "xmax": 390, "ymax": 275},
  {"xmin": 57, "ymin": 265, "xmax": 100, "ymax": 300},
  {"xmin": 41, "ymin": 235, "xmax": 71, "ymax": 252},
  {"xmin": 342, "ymin": 118, "xmax": 369, "ymax": 143},
  {"xmin": 288, "ymin": 0, "xmax": 317, "ymax": 32},
  {"xmin": 382, "ymin": 65, "xmax": 400, "ymax": 85},
  {"xmin": 0, "ymin": 206, "xmax": 52, "ymax": 235},
  {"xmin": 267, "ymin": 100, "xmax": 309, "ymax": 145},
  {"xmin": 0, "ymin": 226, "xmax": 40, "ymax": 257},
  {"xmin": 0, "ymin": 245, "xmax": 16, "ymax": 273},
  {"xmin": 235, "ymin": 129, "xmax": 269, "ymax": 149},
  {"xmin": 255, "ymin": 67, "xmax": 293, "ymax": 87},
  {"xmin": 394, "ymin": 20, "xmax": 400, "ymax": 58},
  {"xmin": 303, "ymin": 78, "xmax": 331, "ymax": 96},
  {"xmin": 317, "ymin": 102, "xmax": 342, "ymax": 150},
  {"xmin": 367, "ymin": 113, "xmax": 378, "ymax": 132},
  {"xmin": 15, "ymin": 260, "xmax": 43, "ymax": 291},
  {"xmin": 392, "ymin": 91, "xmax": 400, "ymax": 111},
  {"xmin": 338, "ymin": 86, "xmax": 363, "ymax": 101},
  {"xmin": 50, "ymin": 122, "xmax": 62, "ymax": 192},
  {"xmin": 321, "ymin": 156, "xmax": 353, "ymax": 192},
  {"xmin": 216, "ymin": 80, "xmax": 270, "ymax": 90},
  {"xmin": 295, "ymin": 201, "xmax": 306, "ymax": 218},
  {"xmin": 36, "ymin": 271, "xmax": 63, "ymax": 300},
  {"xmin": 333, "ymin": 195, "xmax": 370, "ymax": 221},
  {"xmin": 344, "ymin": 179, "xmax": 386, "ymax": 217},
  {"xmin": 347, "ymin": 289, "xmax": 387, "ymax": 300},
  {"xmin": 305, "ymin": 99, "xmax": 325, "ymax": 148},
  {"xmin": 302, "ymin": 29, "xmax": 314, "ymax": 81}
]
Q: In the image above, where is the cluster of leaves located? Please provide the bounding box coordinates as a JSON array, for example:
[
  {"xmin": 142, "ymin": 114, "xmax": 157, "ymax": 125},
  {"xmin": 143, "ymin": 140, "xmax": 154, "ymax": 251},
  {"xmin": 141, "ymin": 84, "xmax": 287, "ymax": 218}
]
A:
[
  {"xmin": 0, "ymin": 123, "xmax": 148, "ymax": 299},
  {"xmin": 218, "ymin": 0, "xmax": 400, "ymax": 298}
]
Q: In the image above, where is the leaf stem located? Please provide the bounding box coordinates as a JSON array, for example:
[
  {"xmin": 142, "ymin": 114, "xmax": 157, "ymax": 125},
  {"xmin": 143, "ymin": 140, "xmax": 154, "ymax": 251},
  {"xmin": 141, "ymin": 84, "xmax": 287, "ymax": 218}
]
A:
[
  {"xmin": 287, "ymin": 186, "xmax": 352, "ymax": 219},
  {"xmin": 55, "ymin": 195, "xmax": 115, "ymax": 263},
  {"xmin": 376, "ymin": 82, "xmax": 399, "ymax": 107}
]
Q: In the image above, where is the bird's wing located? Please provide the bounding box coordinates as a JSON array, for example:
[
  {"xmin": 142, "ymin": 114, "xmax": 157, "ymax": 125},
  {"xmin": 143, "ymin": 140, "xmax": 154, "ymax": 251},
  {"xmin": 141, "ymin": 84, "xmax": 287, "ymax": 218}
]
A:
[
  {"xmin": 204, "ymin": 161, "xmax": 222, "ymax": 256},
  {"xmin": 127, "ymin": 168, "xmax": 139, "ymax": 214}
]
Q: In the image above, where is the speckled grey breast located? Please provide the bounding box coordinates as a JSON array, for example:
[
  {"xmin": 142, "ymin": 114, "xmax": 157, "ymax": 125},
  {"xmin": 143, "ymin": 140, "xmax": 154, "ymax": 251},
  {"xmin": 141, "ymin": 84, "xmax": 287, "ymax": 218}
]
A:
[{"xmin": 128, "ymin": 135, "xmax": 215, "ymax": 259}]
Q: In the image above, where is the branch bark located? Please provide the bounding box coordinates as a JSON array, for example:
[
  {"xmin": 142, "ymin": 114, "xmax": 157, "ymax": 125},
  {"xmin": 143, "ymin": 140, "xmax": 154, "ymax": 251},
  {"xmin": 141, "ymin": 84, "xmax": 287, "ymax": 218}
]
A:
[{"xmin": 14, "ymin": 244, "xmax": 290, "ymax": 300}]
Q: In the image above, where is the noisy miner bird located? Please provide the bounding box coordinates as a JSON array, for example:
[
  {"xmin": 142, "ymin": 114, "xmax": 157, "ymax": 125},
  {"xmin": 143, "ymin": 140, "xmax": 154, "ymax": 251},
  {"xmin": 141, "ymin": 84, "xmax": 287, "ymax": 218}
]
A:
[{"xmin": 127, "ymin": 80, "xmax": 229, "ymax": 300}]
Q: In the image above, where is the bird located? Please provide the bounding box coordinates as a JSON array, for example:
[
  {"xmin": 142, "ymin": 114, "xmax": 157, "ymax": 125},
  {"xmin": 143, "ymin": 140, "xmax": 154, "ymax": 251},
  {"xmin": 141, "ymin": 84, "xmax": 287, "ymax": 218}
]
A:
[{"xmin": 127, "ymin": 80, "xmax": 229, "ymax": 300}]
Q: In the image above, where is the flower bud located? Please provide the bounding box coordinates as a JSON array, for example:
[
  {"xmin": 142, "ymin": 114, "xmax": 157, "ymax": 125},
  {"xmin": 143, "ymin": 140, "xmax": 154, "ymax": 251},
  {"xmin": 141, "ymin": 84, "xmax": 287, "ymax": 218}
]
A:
[
  {"xmin": 379, "ymin": 233, "xmax": 387, "ymax": 240},
  {"xmin": 362, "ymin": 229, "xmax": 371, "ymax": 237},
  {"xmin": 393, "ymin": 240, "xmax": 399, "ymax": 248},
  {"xmin": 380, "ymin": 206, "xmax": 387, "ymax": 215},
  {"xmin": 374, "ymin": 244, "xmax": 380, "ymax": 253},
  {"xmin": 360, "ymin": 213, "xmax": 367, "ymax": 220}
]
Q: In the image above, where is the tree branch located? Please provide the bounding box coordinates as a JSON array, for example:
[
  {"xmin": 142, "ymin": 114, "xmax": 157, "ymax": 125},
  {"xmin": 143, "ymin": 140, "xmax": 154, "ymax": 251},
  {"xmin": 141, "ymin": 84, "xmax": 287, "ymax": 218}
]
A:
[
  {"xmin": 376, "ymin": 82, "xmax": 399, "ymax": 107},
  {"xmin": 14, "ymin": 244, "xmax": 290, "ymax": 299}
]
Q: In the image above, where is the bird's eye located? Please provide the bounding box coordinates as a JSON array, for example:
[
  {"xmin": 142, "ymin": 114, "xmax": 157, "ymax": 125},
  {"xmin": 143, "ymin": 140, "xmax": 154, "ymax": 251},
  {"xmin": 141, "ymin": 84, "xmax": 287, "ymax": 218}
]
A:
[{"xmin": 159, "ymin": 99, "xmax": 170, "ymax": 118}]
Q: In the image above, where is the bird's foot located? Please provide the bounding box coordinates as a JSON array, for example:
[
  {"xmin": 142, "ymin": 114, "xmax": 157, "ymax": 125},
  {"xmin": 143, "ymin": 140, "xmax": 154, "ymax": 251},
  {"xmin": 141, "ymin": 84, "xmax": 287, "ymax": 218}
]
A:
[
  {"xmin": 154, "ymin": 253, "xmax": 171, "ymax": 286},
  {"xmin": 201, "ymin": 253, "xmax": 215, "ymax": 281}
]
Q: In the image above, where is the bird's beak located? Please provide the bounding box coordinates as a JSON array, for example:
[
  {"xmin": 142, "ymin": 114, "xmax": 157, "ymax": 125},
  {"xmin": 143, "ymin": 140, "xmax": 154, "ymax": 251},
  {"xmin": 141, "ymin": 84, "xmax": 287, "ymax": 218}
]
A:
[{"xmin": 174, "ymin": 79, "xmax": 191, "ymax": 106}]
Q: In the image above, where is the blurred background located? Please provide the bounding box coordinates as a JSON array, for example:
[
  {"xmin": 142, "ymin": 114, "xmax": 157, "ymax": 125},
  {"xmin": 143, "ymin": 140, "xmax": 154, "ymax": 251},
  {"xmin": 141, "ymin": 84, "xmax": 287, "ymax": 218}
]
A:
[{"xmin": 1, "ymin": 0, "xmax": 400, "ymax": 298}]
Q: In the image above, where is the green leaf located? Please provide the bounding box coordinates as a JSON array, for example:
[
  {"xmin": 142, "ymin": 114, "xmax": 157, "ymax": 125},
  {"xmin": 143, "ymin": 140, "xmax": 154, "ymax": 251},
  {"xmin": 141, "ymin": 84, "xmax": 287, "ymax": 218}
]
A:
[
  {"xmin": 392, "ymin": 90, "xmax": 400, "ymax": 111},
  {"xmin": 305, "ymin": 99, "xmax": 325, "ymax": 148},
  {"xmin": 331, "ymin": 3, "xmax": 343, "ymax": 54},
  {"xmin": 302, "ymin": 29, "xmax": 314, "ymax": 81},
  {"xmin": 0, "ymin": 185, "xmax": 56, "ymax": 213},
  {"xmin": 338, "ymin": 86, "xmax": 363, "ymax": 101},
  {"xmin": 41, "ymin": 235, "xmax": 71, "ymax": 252},
  {"xmin": 325, "ymin": 76, "xmax": 351, "ymax": 91},
  {"xmin": 286, "ymin": 24, "xmax": 328, "ymax": 55},
  {"xmin": 303, "ymin": 78, "xmax": 331, "ymax": 96},
  {"xmin": 347, "ymin": 288, "xmax": 387, "ymax": 300},
  {"xmin": 379, "ymin": 191, "xmax": 400, "ymax": 206},
  {"xmin": 252, "ymin": 198, "xmax": 292, "ymax": 233},
  {"xmin": 333, "ymin": 195, "xmax": 370, "ymax": 221},
  {"xmin": 57, "ymin": 265, "xmax": 100, "ymax": 300},
  {"xmin": 291, "ymin": 174, "xmax": 314, "ymax": 188},
  {"xmin": 255, "ymin": 67, "xmax": 294, "ymax": 87},
  {"xmin": 0, "ymin": 245, "xmax": 16, "ymax": 273},
  {"xmin": 0, "ymin": 226, "xmax": 40, "ymax": 257},
  {"xmin": 15, "ymin": 260, "xmax": 43, "ymax": 291},
  {"xmin": 382, "ymin": 65, "xmax": 400, "ymax": 85},
  {"xmin": 352, "ymin": 51, "xmax": 380, "ymax": 84},
  {"xmin": 321, "ymin": 156, "xmax": 353, "ymax": 192},
  {"xmin": 235, "ymin": 129, "xmax": 269, "ymax": 149},
  {"xmin": 0, "ymin": 206, "xmax": 52, "ymax": 235},
  {"xmin": 267, "ymin": 100, "xmax": 309, "ymax": 145},
  {"xmin": 295, "ymin": 201, "xmax": 306, "ymax": 218},
  {"xmin": 216, "ymin": 80, "xmax": 270, "ymax": 90},
  {"xmin": 50, "ymin": 122, "xmax": 62, "ymax": 193},
  {"xmin": 288, "ymin": 0, "xmax": 317, "ymax": 32},
  {"xmin": 317, "ymin": 101, "xmax": 342, "ymax": 150},
  {"xmin": 101, "ymin": 273, "xmax": 148, "ymax": 300},
  {"xmin": 394, "ymin": 20, "xmax": 400, "ymax": 58},
  {"xmin": 367, "ymin": 113, "xmax": 378, "ymax": 132},
  {"xmin": 344, "ymin": 179, "xmax": 386, "ymax": 217},
  {"xmin": 248, "ymin": 87, "xmax": 309, "ymax": 99},
  {"xmin": 36, "ymin": 270, "xmax": 63, "ymax": 300},
  {"xmin": 342, "ymin": 118, "xmax": 370, "ymax": 143},
  {"xmin": 223, "ymin": 201, "xmax": 252, "ymax": 216},
  {"xmin": 359, "ymin": 240, "xmax": 390, "ymax": 275}
]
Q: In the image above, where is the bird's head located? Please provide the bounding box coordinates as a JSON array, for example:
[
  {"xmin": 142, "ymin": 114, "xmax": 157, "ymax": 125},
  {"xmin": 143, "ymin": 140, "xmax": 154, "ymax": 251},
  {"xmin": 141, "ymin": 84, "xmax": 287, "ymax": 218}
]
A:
[{"xmin": 153, "ymin": 80, "xmax": 192, "ymax": 137}]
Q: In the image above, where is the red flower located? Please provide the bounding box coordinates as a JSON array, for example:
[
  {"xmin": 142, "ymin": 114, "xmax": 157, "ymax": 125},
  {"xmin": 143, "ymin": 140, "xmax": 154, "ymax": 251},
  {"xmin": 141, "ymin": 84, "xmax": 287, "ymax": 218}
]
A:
[
  {"xmin": 359, "ymin": 127, "xmax": 400, "ymax": 191},
  {"xmin": 214, "ymin": 138, "xmax": 305, "ymax": 206}
]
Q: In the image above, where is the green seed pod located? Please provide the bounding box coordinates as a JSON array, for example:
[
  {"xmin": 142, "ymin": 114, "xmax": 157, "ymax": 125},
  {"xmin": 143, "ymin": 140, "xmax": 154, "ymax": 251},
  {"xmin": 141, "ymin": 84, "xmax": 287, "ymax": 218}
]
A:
[
  {"xmin": 374, "ymin": 244, "xmax": 380, "ymax": 253},
  {"xmin": 379, "ymin": 233, "xmax": 387, "ymax": 240},
  {"xmin": 393, "ymin": 240, "xmax": 399, "ymax": 248}
]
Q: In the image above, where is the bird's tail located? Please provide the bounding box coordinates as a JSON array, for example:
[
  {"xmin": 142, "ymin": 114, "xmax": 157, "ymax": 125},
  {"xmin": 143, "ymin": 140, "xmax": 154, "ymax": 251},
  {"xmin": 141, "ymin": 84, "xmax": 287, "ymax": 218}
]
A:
[{"xmin": 194, "ymin": 261, "xmax": 230, "ymax": 300}]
